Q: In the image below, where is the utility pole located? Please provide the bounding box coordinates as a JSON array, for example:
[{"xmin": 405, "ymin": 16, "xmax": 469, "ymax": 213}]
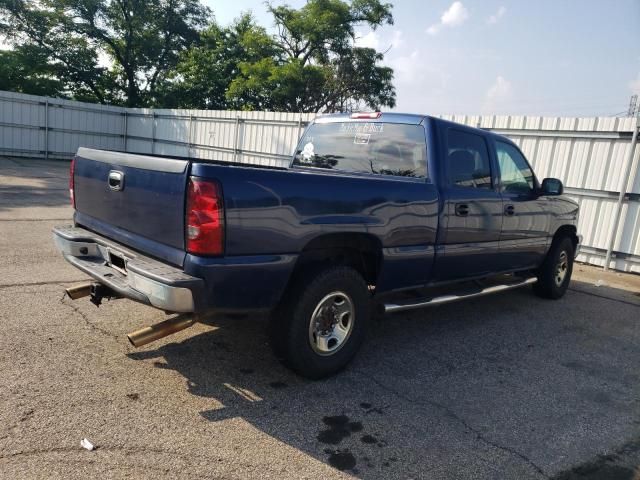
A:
[
  {"xmin": 628, "ymin": 94, "xmax": 638, "ymax": 117},
  {"xmin": 604, "ymin": 108, "xmax": 640, "ymax": 270}
]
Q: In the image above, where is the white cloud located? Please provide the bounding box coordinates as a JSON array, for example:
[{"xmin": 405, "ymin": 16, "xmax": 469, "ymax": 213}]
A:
[
  {"xmin": 630, "ymin": 73, "xmax": 640, "ymax": 95},
  {"xmin": 483, "ymin": 75, "xmax": 513, "ymax": 113},
  {"xmin": 487, "ymin": 6, "xmax": 506, "ymax": 25},
  {"xmin": 355, "ymin": 30, "xmax": 380, "ymax": 50},
  {"xmin": 356, "ymin": 29, "xmax": 403, "ymax": 53},
  {"xmin": 442, "ymin": 1, "xmax": 470, "ymax": 26},
  {"xmin": 427, "ymin": 1, "xmax": 469, "ymax": 35},
  {"xmin": 486, "ymin": 75, "xmax": 512, "ymax": 100},
  {"xmin": 391, "ymin": 30, "xmax": 404, "ymax": 49},
  {"xmin": 390, "ymin": 50, "xmax": 422, "ymax": 82},
  {"xmin": 387, "ymin": 49, "xmax": 453, "ymax": 113}
]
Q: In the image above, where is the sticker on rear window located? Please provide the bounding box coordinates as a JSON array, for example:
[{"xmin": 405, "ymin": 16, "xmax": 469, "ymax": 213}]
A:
[
  {"xmin": 339, "ymin": 123, "xmax": 384, "ymax": 134},
  {"xmin": 301, "ymin": 142, "xmax": 315, "ymax": 160}
]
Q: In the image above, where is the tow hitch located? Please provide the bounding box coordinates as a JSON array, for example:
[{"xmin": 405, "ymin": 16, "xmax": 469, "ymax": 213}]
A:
[
  {"xmin": 89, "ymin": 283, "xmax": 119, "ymax": 307},
  {"xmin": 64, "ymin": 281, "xmax": 121, "ymax": 307}
]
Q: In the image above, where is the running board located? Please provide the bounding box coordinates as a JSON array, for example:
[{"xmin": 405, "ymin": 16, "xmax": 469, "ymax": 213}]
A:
[{"xmin": 383, "ymin": 277, "xmax": 537, "ymax": 314}]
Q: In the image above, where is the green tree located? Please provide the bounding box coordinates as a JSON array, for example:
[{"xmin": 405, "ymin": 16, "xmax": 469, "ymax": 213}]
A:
[
  {"xmin": 1, "ymin": 0, "xmax": 397, "ymax": 112},
  {"xmin": 0, "ymin": 0, "xmax": 210, "ymax": 106},
  {"xmin": 226, "ymin": 0, "xmax": 396, "ymax": 112},
  {"xmin": 157, "ymin": 13, "xmax": 277, "ymax": 109},
  {"xmin": 0, "ymin": 45, "xmax": 66, "ymax": 97}
]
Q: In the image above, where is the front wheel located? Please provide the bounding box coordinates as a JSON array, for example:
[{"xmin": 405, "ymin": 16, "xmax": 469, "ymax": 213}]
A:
[
  {"xmin": 269, "ymin": 266, "xmax": 371, "ymax": 379},
  {"xmin": 534, "ymin": 236, "xmax": 574, "ymax": 299}
]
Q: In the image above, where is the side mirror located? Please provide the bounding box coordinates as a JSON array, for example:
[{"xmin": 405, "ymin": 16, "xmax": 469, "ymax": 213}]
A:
[{"xmin": 541, "ymin": 178, "xmax": 563, "ymax": 195}]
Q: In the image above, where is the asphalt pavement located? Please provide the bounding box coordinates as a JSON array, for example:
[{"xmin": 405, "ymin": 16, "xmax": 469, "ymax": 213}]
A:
[{"xmin": 1, "ymin": 156, "xmax": 639, "ymax": 479}]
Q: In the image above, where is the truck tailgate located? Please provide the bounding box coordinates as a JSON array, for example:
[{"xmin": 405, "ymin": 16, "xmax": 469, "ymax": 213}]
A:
[{"xmin": 73, "ymin": 148, "xmax": 189, "ymax": 261}]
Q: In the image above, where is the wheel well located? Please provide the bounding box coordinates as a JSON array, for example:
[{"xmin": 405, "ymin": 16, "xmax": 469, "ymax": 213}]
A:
[
  {"xmin": 553, "ymin": 225, "xmax": 578, "ymax": 251},
  {"xmin": 290, "ymin": 233, "xmax": 382, "ymax": 286}
]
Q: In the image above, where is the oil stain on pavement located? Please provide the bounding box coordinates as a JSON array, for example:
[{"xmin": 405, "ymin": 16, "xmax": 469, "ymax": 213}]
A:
[
  {"xmin": 317, "ymin": 406, "xmax": 395, "ymax": 473},
  {"xmin": 317, "ymin": 415, "xmax": 363, "ymax": 445}
]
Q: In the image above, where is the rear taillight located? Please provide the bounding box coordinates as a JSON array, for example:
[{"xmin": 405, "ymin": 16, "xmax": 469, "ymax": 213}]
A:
[
  {"xmin": 186, "ymin": 177, "xmax": 224, "ymax": 256},
  {"xmin": 69, "ymin": 157, "xmax": 75, "ymax": 207}
]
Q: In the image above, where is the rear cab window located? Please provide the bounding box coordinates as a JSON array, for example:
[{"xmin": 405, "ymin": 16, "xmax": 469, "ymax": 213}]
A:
[{"xmin": 292, "ymin": 121, "xmax": 427, "ymax": 178}]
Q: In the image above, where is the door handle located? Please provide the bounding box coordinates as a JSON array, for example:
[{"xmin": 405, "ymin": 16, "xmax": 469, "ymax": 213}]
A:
[
  {"xmin": 504, "ymin": 204, "xmax": 515, "ymax": 216},
  {"xmin": 455, "ymin": 203, "xmax": 469, "ymax": 217}
]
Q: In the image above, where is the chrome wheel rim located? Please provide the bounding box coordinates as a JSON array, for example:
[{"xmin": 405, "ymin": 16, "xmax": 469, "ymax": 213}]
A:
[
  {"xmin": 308, "ymin": 291, "xmax": 355, "ymax": 356},
  {"xmin": 554, "ymin": 251, "xmax": 569, "ymax": 286}
]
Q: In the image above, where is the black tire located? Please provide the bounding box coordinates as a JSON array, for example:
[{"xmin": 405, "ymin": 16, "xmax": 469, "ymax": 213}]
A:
[
  {"xmin": 534, "ymin": 236, "xmax": 574, "ymax": 299},
  {"xmin": 269, "ymin": 266, "xmax": 371, "ymax": 379}
]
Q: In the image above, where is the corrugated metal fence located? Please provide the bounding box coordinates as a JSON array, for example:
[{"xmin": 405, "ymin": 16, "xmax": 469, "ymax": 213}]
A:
[
  {"xmin": 0, "ymin": 90, "xmax": 126, "ymax": 157},
  {"xmin": 125, "ymin": 107, "xmax": 314, "ymax": 167},
  {"xmin": 0, "ymin": 91, "xmax": 313, "ymax": 168},
  {"xmin": 1, "ymin": 90, "xmax": 639, "ymax": 273}
]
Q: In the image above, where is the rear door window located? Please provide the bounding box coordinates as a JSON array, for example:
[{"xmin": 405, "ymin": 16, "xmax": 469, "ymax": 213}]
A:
[
  {"xmin": 446, "ymin": 129, "xmax": 492, "ymax": 189},
  {"xmin": 293, "ymin": 122, "xmax": 427, "ymax": 178}
]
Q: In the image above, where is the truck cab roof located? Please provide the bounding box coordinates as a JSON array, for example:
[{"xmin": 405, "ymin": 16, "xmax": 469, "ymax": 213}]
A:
[{"xmin": 314, "ymin": 112, "xmax": 427, "ymax": 125}]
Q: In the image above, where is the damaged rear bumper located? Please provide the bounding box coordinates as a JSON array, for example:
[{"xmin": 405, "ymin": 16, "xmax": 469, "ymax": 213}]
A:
[{"xmin": 53, "ymin": 225, "xmax": 204, "ymax": 313}]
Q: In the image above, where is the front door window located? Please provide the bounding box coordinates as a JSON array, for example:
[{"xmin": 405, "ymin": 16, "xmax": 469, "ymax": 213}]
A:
[{"xmin": 495, "ymin": 141, "xmax": 534, "ymax": 195}]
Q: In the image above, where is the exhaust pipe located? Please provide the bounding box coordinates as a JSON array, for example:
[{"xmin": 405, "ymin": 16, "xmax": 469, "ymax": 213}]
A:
[
  {"xmin": 65, "ymin": 282, "xmax": 93, "ymax": 300},
  {"xmin": 127, "ymin": 314, "xmax": 195, "ymax": 347}
]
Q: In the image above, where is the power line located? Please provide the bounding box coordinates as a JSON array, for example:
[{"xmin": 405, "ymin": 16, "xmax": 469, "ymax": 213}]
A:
[{"xmin": 609, "ymin": 110, "xmax": 630, "ymax": 117}]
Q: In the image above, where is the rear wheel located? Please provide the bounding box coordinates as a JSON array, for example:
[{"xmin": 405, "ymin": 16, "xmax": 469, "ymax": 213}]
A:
[
  {"xmin": 534, "ymin": 236, "xmax": 574, "ymax": 299},
  {"xmin": 269, "ymin": 266, "xmax": 370, "ymax": 379}
]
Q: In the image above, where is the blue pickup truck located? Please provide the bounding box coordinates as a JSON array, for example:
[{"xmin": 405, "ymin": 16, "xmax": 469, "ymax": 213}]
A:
[{"xmin": 54, "ymin": 112, "xmax": 580, "ymax": 378}]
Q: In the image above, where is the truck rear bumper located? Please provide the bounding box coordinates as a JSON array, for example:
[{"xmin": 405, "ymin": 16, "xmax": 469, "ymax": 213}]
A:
[{"xmin": 53, "ymin": 226, "xmax": 204, "ymax": 313}]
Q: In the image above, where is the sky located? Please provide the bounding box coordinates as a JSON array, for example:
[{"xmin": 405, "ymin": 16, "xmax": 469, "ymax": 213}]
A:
[{"xmin": 207, "ymin": 0, "xmax": 640, "ymax": 117}]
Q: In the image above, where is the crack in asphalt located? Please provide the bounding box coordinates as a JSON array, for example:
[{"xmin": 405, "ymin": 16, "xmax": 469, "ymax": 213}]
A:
[
  {"xmin": 569, "ymin": 287, "xmax": 640, "ymax": 308},
  {"xmin": 0, "ymin": 445, "xmax": 175, "ymax": 459},
  {"xmin": 0, "ymin": 174, "xmax": 66, "ymax": 178},
  {"xmin": 0, "ymin": 446, "xmax": 78, "ymax": 459},
  {"xmin": 3, "ymin": 457, "xmax": 208, "ymax": 479},
  {"xmin": 0, "ymin": 279, "xmax": 86, "ymax": 290},
  {"xmin": 0, "ymin": 218, "xmax": 70, "ymax": 222},
  {"xmin": 0, "ymin": 444, "xmax": 201, "ymax": 462},
  {"xmin": 58, "ymin": 293, "xmax": 120, "ymax": 341},
  {"xmin": 358, "ymin": 370, "xmax": 549, "ymax": 479},
  {"xmin": 0, "ymin": 444, "xmax": 247, "ymax": 477}
]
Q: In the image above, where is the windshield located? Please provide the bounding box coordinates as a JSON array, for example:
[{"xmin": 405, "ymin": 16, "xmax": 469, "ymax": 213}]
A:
[{"xmin": 292, "ymin": 122, "xmax": 427, "ymax": 178}]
